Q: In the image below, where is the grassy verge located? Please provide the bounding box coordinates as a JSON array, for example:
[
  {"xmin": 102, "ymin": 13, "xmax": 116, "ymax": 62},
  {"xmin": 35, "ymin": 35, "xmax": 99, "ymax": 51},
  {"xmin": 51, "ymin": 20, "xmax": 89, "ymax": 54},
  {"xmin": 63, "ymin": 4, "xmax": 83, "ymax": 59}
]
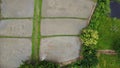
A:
[{"xmin": 97, "ymin": 54, "xmax": 120, "ymax": 68}]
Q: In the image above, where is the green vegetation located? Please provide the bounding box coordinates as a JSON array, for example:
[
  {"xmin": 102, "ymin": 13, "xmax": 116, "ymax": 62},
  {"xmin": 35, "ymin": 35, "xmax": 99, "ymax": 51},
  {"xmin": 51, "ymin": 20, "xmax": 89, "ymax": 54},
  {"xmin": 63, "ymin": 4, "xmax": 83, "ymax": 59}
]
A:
[
  {"xmin": 19, "ymin": 61, "xmax": 60, "ymax": 68},
  {"xmin": 80, "ymin": 29, "xmax": 99, "ymax": 46},
  {"xmin": 62, "ymin": 46, "xmax": 98, "ymax": 68},
  {"xmin": 88, "ymin": 0, "xmax": 120, "ymax": 68},
  {"xmin": 112, "ymin": 37, "xmax": 120, "ymax": 57},
  {"xmin": 80, "ymin": 46, "xmax": 98, "ymax": 68},
  {"xmin": 63, "ymin": 45, "xmax": 98, "ymax": 68},
  {"xmin": 79, "ymin": 29, "xmax": 99, "ymax": 68},
  {"xmin": 97, "ymin": 54, "xmax": 120, "ymax": 68},
  {"xmin": 97, "ymin": 18, "xmax": 120, "ymax": 49},
  {"xmin": 88, "ymin": 0, "xmax": 120, "ymax": 49},
  {"xmin": 80, "ymin": 28, "xmax": 99, "ymax": 68},
  {"xmin": 31, "ymin": 0, "xmax": 42, "ymax": 63}
]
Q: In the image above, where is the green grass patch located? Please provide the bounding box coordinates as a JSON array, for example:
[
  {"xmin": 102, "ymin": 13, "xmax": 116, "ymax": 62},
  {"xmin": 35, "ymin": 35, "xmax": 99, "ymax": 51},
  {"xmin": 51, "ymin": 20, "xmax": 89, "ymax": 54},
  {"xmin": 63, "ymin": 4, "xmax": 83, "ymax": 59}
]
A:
[
  {"xmin": 97, "ymin": 54, "xmax": 120, "ymax": 68},
  {"xmin": 97, "ymin": 18, "xmax": 120, "ymax": 49}
]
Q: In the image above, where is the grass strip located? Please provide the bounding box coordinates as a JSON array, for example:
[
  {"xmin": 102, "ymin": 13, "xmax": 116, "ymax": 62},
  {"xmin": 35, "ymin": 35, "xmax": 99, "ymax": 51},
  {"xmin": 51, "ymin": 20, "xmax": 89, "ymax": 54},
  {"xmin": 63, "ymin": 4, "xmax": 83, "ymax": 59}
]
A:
[
  {"xmin": 42, "ymin": 35, "xmax": 80, "ymax": 38},
  {"xmin": 0, "ymin": 36, "xmax": 31, "ymax": 38},
  {"xmin": 1, "ymin": 17, "xmax": 33, "ymax": 20},
  {"xmin": 42, "ymin": 17, "xmax": 87, "ymax": 20},
  {"xmin": 31, "ymin": 0, "xmax": 42, "ymax": 62},
  {"xmin": 0, "ymin": 17, "xmax": 87, "ymax": 20}
]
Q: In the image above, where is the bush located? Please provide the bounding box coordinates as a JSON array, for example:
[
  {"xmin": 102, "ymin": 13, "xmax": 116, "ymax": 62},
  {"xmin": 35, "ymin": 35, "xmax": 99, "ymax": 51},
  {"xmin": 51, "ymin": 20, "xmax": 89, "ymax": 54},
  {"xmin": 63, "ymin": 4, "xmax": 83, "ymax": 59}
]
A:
[
  {"xmin": 80, "ymin": 45, "xmax": 98, "ymax": 68},
  {"xmin": 80, "ymin": 29, "xmax": 99, "ymax": 47},
  {"xmin": 80, "ymin": 29, "xmax": 99, "ymax": 68},
  {"xmin": 19, "ymin": 60, "xmax": 60, "ymax": 68}
]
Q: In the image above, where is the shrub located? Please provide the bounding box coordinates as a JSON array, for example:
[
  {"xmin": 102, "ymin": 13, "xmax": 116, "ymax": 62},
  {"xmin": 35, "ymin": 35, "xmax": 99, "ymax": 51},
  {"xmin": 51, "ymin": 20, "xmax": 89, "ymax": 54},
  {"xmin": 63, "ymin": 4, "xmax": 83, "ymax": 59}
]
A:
[
  {"xmin": 80, "ymin": 29, "xmax": 99, "ymax": 68},
  {"xmin": 80, "ymin": 29, "xmax": 99, "ymax": 47},
  {"xmin": 19, "ymin": 60, "xmax": 60, "ymax": 68},
  {"xmin": 80, "ymin": 45, "xmax": 98, "ymax": 68}
]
